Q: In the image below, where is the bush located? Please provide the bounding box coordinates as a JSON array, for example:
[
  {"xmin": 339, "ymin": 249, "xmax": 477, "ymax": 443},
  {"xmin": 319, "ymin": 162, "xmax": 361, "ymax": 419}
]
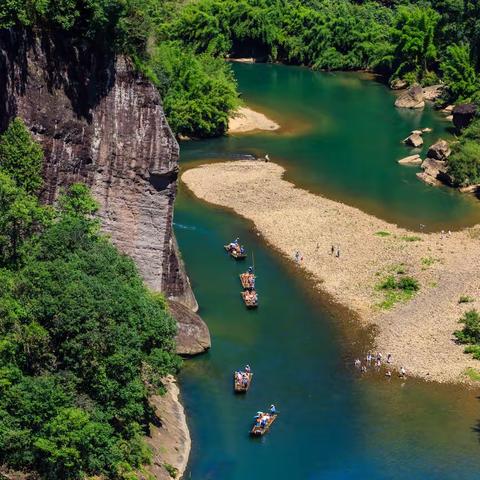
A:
[{"xmin": 455, "ymin": 309, "xmax": 480, "ymax": 345}]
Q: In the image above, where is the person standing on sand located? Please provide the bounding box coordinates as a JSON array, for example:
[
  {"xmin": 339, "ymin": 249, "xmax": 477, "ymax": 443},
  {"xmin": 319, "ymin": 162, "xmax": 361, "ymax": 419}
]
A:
[
  {"xmin": 265, "ymin": 154, "xmax": 270, "ymax": 162},
  {"xmin": 335, "ymin": 248, "xmax": 340, "ymax": 258},
  {"xmin": 331, "ymin": 245, "xmax": 335, "ymax": 255},
  {"xmin": 295, "ymin": 251, "xmax": 300, "ymax": 263},
  {"xmin": 400, "ymin": 366, "xmax": 406, "ymax": 378},
  {"xmin": 387, "ymin": 353, "xmax": 392, "ymax": 363}
]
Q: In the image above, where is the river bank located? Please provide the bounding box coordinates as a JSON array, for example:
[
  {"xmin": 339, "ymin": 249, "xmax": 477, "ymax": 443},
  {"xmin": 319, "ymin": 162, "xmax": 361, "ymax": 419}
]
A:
[
  {"xmin": 142, "ymin": 376, "xmax": 191, "ymax": 480},
  {"xmin": 182, "ymin": 160, "xmax": 480, "ymax": 384}
]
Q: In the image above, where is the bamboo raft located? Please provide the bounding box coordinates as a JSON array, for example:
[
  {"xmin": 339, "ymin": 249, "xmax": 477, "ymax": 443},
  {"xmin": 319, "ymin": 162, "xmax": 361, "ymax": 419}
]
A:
[
  {"xmin": 239, "ymin": 272, "xmax": 255, "ymax": 289},
  {"xmin": 250, "ymin": 413, "xmax": 277, "ymax": 436},
  {"xmin": 241, "ymin": 290, "xmax": 258, "ymax": 308},
  {"xmin": 224, "ymin": 244, "xmax": 247, "ymax": 260},
  {"xmin": 233, "ymin": 371, "xmax": 253, "ymax": 393}
]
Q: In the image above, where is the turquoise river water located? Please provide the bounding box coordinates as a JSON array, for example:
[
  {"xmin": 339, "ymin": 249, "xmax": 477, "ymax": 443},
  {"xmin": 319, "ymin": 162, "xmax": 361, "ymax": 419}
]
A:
[{"xmin": 175, "ymin": 63, "xmax": 480, "ymax": 479}]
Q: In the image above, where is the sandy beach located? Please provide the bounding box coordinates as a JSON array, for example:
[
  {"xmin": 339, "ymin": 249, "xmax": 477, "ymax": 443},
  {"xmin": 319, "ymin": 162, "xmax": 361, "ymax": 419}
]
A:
[
  {"xmin": 228, "ymin": 106, "xmax": 280, "ymax": 134},
  {"xmin": 182, "ymin": 161, "xmax": 480, "ymax": 384}
]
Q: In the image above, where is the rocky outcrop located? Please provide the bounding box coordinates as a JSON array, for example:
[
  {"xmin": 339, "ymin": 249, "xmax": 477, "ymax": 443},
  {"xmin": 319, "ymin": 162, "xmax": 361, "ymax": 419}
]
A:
[
  {"xmin": 417, "ymin": 158, "xmax": 452, "ymax": 187},
  {"xmin": 0, "ymin": 29, "xmax": 208, "ymax": 340},
  {"xmin": 395, "ymin": 85, "xmax": 425, "ymax": 109},
  {"xmin": 398, "ymin": 154, "xmax": 421, "ymax": 165},
  {"xmin": 453, "ymin": 103, "xmax": 477, "ymax": 130},
  {"xmin": 427, "ymin": 139, "xmax": 451, "ymax": 161},
  {"xmin": 422, "ymin": 84, "xmax": 444, "ymax": 101},
  {"xmin": 169, "ymin": 300, "xmax": 211, "ymax": 355},
  {"xmin": 404, "ymin": 133, "xmax": 423, "ymax": 148},
  {"xmin": 141, "ymin": 376, "xmax": 191, "ymax": 480},
  {"xmin": 390, "ymin": 78, "xmax": 407, "ymax": 90}
]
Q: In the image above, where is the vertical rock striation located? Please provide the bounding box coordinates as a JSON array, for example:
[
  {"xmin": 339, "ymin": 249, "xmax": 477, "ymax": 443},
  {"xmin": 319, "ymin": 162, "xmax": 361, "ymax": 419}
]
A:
[{"xmin": 0, "ymin": 29, "xmax": 199, "ymax": 312}]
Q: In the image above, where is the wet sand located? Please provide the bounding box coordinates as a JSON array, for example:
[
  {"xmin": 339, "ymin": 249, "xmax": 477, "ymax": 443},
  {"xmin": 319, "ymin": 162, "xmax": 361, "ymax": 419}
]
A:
[
  {"xmin": 228, "ymin": 107, "xmax": 280, "ymax": 134},
  {"xmin": 182, "ymin": 160, "xmax": 480, "ymax": 384}
]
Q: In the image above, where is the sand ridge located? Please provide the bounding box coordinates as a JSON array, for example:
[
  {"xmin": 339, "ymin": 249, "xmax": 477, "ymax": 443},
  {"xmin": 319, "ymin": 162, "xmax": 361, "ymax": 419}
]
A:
[
  {"xmin": 228, "ymin": 106, "xmax": 280, "ymax": 134},
  {"xmin": 182, "ymin": 160, "xmax": 480, "ymax": 384}
]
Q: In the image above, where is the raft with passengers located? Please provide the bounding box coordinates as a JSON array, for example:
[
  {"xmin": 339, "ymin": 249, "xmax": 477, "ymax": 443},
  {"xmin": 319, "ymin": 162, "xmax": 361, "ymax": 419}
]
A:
[
  {"xmin": 239, "ymin": 266, "xmax": 256, "ymax": 289},
  {"xmin": 224, "ymin": 237, "xmax": 247, "ymax": 259},
  {"xmin": 251, "ymin": 404, "xmax": 277, "ymax": 436},
  {"xmin": 241, "ymin": 289, "xmax": 258, "ymax": 308},
  {"xmin": 234, "ymin": 365, "xmax": 252, "ymax": 393}
]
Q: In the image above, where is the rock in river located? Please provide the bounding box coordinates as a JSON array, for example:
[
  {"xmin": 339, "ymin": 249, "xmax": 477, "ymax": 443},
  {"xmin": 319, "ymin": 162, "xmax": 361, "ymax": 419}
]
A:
[
  {"xmin": 453, "ymin": 104, "xmax": 477, "ymax": 130},
  {"xmin": 395, "ymin": 85, "xmax": 425, "ymax": 109},
  {"xmin": 398, "ymin": 154, "xmax": 422, "ymax": 165},
  {"xmin": 427, "ymin": 139, "xmax": 451, "ymax": 161},
  {"xmin": 404, "ymin": 133, "xmax": 424, "ymax": 148},
  {"xmin": 169, "ymin": 300, "xmax": 211, "ymax": 356}
]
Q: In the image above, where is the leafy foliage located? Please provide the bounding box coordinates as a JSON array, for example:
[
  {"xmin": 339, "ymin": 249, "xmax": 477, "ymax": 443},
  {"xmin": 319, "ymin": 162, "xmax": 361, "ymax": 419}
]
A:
[
  {"xmin": 0, "ymin": 118, "xmax": 44, "ymax": 194},
  {"xmin": 148, "ymin": 42, "xmax": 239, "ymax": 137},
  {"xmin": 448, "ymin": 120, "xmax": 480, "ymax": 186},
  {"xmin": 0, "ymin": 119, "xmax": 180, "ymax": 479},
  {"xmin": 455, "ymin": 310, "xmax": 480, "ymax": 356},
  {"xmin": 441, "ymin": 44, "xmax": 479, "ymax": 101}
]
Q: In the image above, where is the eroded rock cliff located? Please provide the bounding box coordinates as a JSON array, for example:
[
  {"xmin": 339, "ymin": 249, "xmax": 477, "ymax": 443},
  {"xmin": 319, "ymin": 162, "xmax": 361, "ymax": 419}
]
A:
[{"xmin": 0, "ymin": 29, "xmax": 203, "ymax": 318}]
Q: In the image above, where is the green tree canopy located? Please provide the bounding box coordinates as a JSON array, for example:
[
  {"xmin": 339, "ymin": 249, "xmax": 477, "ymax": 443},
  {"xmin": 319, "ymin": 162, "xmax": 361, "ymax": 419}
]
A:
[{"xmin": 0, "ymin": 118, "xmax": 44, "ymax": 194}]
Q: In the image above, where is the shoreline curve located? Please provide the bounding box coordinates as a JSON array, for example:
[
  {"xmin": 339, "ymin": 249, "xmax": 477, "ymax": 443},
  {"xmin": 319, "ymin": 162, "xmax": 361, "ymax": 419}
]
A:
[{"xmin": 182, "ymin": 160, "xmax": 480, "ymax": 385}]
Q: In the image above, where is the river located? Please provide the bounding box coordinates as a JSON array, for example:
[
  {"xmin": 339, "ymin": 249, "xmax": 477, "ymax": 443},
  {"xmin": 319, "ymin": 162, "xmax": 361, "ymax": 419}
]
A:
[{"xmin": 175, "ymin": 63, "xmax": 480, "ymax": 479}]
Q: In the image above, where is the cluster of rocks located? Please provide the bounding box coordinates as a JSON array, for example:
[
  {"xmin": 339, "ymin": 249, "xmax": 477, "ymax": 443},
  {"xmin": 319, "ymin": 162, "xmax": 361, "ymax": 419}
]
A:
[
  {"xmin": 402, "ymin": 128, "xmax": 432, "ymax": 150},
  {"xmin": 416, "ymin": 140, "xmax": 452, "ymax": 186},
  {"xmin": 399, "ymin": 133, "xmax": 452, "ymax": 186},
  {"xmin": 393, "ymin": 84, "xmax": 444, "ymax": 109}
]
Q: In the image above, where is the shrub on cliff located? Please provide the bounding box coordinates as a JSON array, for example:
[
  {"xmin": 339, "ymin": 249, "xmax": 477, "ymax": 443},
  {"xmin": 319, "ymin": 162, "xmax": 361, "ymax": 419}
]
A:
[{"xmin": 0, "ymin": 118, "xmax": 44, "ymax": 194}]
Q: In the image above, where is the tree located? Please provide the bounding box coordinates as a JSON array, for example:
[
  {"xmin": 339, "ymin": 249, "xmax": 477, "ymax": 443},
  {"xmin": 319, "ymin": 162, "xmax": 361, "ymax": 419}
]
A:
[
  {"xmin": 441, "ymin": 44, "xmax": 479, "ymax": 101},
  {"xmin": 0, "ymin": 172, "xmax": 51, "ymax": 265},
  {"xmin": 388, "ymin": 6, "xmax": 440, "ymax": 81},
  {"xmin": 0, "ymin": 118, "xmax": 44, "ymax": 195}
]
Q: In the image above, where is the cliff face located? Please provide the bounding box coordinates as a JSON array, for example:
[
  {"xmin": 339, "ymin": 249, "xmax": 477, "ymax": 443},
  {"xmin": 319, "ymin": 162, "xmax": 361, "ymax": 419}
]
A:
[{"xmin": 0, "ymin": 29, "xmax": 198, "ymax": 311}]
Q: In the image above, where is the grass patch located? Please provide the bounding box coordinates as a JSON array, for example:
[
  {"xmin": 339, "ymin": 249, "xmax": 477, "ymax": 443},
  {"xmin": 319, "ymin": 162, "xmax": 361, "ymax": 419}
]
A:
[
  {"xmin": 421, "ymin": 256, "xmax": 438, "ymax": 268},
  {"xmin": 375, "ymin": 274, "xmax": 419, "ymax": 310},
  {"xmin": 459, "ymin": 295, "xmax": 474, "ymax": 304},
  {"xmin": 387, "ymin": 263, "xmax": 406, "ymax": 275},
  {"xmin": 465, "ymin": 367, "xmax": 480, "ymax": 382},
  {"xmin": 401, "ymin": 235, "xmax": 422, "ymax": 242},
  {"xmin": 375, "ymin": 231, "xmax": 391, "ymax": 237}
]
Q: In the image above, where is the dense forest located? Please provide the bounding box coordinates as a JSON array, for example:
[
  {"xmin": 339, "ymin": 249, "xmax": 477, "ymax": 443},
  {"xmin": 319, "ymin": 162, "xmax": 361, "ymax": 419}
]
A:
[
  {"xmin": 0, "ymin": 119, "xmax": 180, "ymax": 479},
  {"xmin": 2, "ymin": 1, "xmax": 480, "ymax": 138}
]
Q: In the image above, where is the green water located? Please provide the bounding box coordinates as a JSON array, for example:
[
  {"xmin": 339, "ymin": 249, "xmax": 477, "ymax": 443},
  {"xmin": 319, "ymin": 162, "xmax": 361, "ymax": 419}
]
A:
[
  {"xmin": 182, "ymin": 63, "xmax": 480, "ymax": 231},
  {"xmin": 175, "ymin": 64, "xmax": 480, "ymax": 479}
]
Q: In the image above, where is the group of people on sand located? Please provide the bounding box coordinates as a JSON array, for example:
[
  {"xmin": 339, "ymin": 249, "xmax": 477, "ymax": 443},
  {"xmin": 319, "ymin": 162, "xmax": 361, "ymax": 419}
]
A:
[
  {"xmin": 228, "ymin": 237, "xmax": 245, "ymax": 255},
  {"xmin": 254, "ymin": 404, "xmax": 277, "ymax": 429},
  {"xmin": 354, "ymin": 352, "xmax": 407, "ymax": 378}
]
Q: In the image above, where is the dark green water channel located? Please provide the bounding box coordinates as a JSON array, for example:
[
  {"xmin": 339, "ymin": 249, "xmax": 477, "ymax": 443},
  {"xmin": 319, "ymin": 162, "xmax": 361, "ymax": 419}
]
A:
[{"xmin": 175, "ymin": 64, "xmax": 480, "ymax": 479}]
